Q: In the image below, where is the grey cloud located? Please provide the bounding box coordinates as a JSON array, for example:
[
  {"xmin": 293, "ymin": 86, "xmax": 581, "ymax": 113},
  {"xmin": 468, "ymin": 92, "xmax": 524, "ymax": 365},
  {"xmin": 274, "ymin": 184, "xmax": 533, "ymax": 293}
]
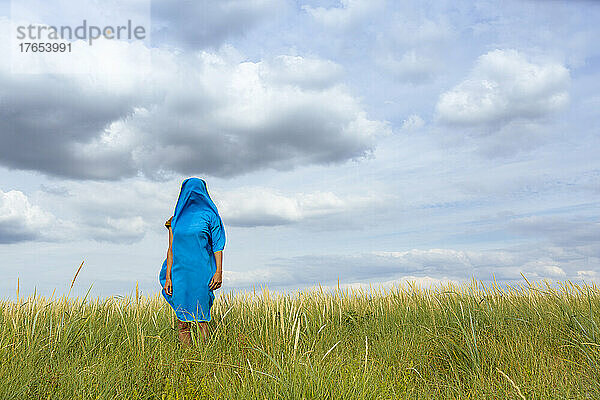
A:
[
  {"xmin": 4, "ymin": 15, "xmax": 375, "ymax": 180},
  {"xmin": 150, "ymin": 0, "xmax": 282, "ymax": 49},
  {"xmin": 39, "ymin": 184, "xmax": 72, "ymax": 196},
  {"xmin": 508, "ymin": 215, "xmax": 600, "ymax": 248},
  {"xmin": 225, "ymin": 244, "xmax": 598, "ymax": 290},
  {"xmin": 0, "ymin": 43, "xmax": 386, "ymax": 180},
  {"xmin": 134, "ymin": 96, "xmax": 379, "ymax": 179},
  {"xmin": 227, "ymin": 250, "xmax": 479, "ymax": 289},
  {"xmin": 0, "ymin": 228, "xmax": 37, "ymax": 244},
  {"xmin": 0, "ymin": 74, "xmax": 141, "ymax": 180}
]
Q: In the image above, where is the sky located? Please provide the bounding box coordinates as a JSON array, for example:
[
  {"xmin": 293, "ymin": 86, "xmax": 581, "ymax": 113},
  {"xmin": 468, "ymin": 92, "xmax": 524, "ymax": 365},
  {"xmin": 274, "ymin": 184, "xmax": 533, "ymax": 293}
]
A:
[{"xmin": 0, "ymin": 0, "xmax": 599, "ymax": 300}]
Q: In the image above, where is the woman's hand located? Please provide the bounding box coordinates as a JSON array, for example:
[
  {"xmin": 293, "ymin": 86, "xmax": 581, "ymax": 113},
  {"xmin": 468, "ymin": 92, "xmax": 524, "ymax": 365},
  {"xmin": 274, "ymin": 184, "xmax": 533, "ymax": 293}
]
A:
[
  {"xmin": 209, "ymin": 271, "xmax": 222, "ymax": 290},
  {"xmin": 164, "ymin": 277, "xmax": 173, "ymax": 296}
]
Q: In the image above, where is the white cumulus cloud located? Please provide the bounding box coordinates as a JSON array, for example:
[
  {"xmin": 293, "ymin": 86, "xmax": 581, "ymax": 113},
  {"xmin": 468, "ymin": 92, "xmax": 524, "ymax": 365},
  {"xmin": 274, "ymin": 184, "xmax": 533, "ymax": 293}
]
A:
[
  {"xmin": 436, "ymin": 49, "xmax": 570, "ymax": 127},
  {"xmin": 0, "ymin": 189, "xmax": 57, "ymax": 243},
  {"xmin": 215, "ymin": 187, "xmax": 369, "ymax": 227}
]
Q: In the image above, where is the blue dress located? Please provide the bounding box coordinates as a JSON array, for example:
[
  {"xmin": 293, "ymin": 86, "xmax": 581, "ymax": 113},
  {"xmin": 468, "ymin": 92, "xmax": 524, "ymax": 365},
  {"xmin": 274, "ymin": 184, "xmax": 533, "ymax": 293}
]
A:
[{"xmin": 158, "ymin": 178, "xmax": 226, "ymax": 322}]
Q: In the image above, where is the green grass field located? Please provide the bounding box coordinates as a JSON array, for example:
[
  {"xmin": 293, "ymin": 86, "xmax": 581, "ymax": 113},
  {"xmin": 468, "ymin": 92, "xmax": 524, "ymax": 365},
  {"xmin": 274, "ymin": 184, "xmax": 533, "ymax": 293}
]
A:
[{"xmin": 1, "ymin": 278, "xmax": 599, "ymax": 399}]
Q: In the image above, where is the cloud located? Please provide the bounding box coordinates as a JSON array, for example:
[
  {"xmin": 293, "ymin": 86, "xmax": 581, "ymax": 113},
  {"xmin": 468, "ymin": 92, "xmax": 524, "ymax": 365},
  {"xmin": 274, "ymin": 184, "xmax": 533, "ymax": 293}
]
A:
[
  {"xmin": 0, "ymin": 19, "xmax": 390, "ymax": 180},
  {"xmin": 259, "ymin": 55, "xmax": 344, "ymax": 90},
  {"xmin": 0, "ymin": 27, "xmax": 157, "ymax": 179},
  {"xmin": 436, "ymin": 49, "xmax": 570, "ymax": 127},
  {"xmin": 127, "ymin": 50, "xmax": 389, "ymax": 179},
  {"xmin": 376, "ymin": 50, "xmax": 438, "ymax": 84},
  {"xmin": 84, "ymin": 216, "xmax": 147, "ymax": 244},
  {"xmin": 374, "ymin": 16, "xmax": 455, "ymax": 84},
  {"xmin": 215, "ymin": 187, "xmax": 364, "ymax": 227},
  {"xmin": 507, "ymin": 215, "xmax": 600, "ymax": 247},
  {"xmin": 474, "ymin": 119, "xmax": 549, "ymax": 158},
  {"xmin": 224, "ymin": 249, "xmax": 480, "ymax": 289},
  {"xmin": 27, "ymin": 179, "xmax": 383, "ymax": 243},
  {"xmin": 521, "ymin": 261, "xmax": 566, "ymax": 278},
  {"xmin": 35, "ymin": 179, "xmax": 177, "ymax": 243},
  {"xmin": 401, "ymin": 114, "xmax": 425, "ymax": 131},
  {"xmin": 0, "ymin": 189, "xmax": 57, "ymax": 243},
  {"xmin": 151, "ymin": 0, "xmax": 283, "ymax": 49},
  {"xmin": 302, "ymin": 0, "xmax": 385, "ymax": 29},
  {"xmin": 224, "ymin": 243, "xmax": 599, "ymax": 290},
  {"xmin": 577, "ymin": 270, "xmax": 599, "ymax": 283}
]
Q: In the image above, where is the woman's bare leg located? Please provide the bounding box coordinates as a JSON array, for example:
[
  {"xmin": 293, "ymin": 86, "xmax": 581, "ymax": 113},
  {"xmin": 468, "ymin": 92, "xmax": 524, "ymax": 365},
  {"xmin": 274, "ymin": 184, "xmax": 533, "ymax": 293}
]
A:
[
  {"xmin": 177, "ymin": 320, "xmax": 192, "ymax": 346},
  {"xmin": 198, "ymin": 321, "xmax": 209, "ymax": 342}
]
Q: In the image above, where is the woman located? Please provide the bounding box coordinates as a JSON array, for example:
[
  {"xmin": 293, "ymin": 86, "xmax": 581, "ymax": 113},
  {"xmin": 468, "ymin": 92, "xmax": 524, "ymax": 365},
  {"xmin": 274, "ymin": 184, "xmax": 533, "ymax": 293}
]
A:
[{"xmin": 158, "ymin": 177, "xmax": 226, "ymax": 346}]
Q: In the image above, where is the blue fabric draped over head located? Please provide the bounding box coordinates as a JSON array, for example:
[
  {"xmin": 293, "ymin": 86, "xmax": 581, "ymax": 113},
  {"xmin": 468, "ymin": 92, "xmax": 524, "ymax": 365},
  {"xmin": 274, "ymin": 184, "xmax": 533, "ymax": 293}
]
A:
[
  {"xmin": 158, "ymin": 177, "xmax": 226, "ymax": 322},
  {"xmin": 171, "ymin": 177, "xmax": 221, "ymax": 230}
]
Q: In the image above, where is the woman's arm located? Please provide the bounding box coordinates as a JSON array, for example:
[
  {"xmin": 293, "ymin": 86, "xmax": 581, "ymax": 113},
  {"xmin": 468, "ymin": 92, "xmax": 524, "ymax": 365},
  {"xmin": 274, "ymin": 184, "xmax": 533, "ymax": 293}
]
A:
[
  {"xmin": 214, "ymin": 251, "xmax": 222, "ymax": 273},
  {"xmin": 209, "ymin": 251, "xmax": 223, "ymax": 290},
  {"xmin": 208, "ymin": 213, "xmax": 225, "ymax": 290},
  {"xmin": 164, "ymin": 218, "xmax": 174, "ymax": 295},
  {"xmin": 166, "ymin": 226, "xmax": 173, "ymax": 275}
]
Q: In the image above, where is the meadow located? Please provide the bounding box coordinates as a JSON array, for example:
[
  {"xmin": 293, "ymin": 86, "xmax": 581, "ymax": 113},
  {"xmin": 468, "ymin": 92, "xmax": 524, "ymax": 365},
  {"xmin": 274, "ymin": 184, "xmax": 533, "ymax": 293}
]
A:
[{"xmin": 1, "ymin": 277, "xmax": 599, "ymax": 399}]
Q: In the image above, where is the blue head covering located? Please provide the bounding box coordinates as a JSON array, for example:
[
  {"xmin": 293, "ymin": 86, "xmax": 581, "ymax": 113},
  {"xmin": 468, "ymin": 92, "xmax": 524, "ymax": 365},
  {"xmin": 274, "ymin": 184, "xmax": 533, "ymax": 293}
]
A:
[{"xmin": 171, "ymin": 177, "xmax": 220, "ymax": 229}]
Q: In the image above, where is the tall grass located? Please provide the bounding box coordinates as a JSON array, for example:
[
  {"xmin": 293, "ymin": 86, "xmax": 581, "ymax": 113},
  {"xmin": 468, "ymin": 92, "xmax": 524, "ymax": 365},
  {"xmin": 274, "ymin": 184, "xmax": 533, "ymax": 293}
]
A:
[{"xmin": 1, "ymin": 278, "xmax": 599, "ymax": 399}]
